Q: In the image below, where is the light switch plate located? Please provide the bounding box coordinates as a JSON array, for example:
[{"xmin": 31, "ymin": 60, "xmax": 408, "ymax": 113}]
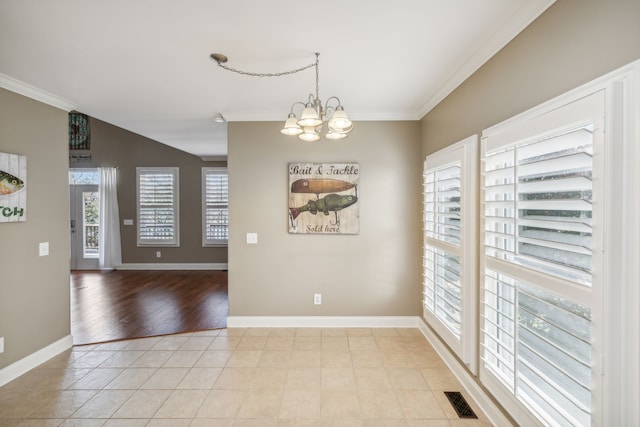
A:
[
  {"xmin": 39, "ymin": 242, "xmax": 49, "ymax": 256},
  {"xmin": 0, "ymin": 337, "xmax": 4, "ymax": 353},
  {"xmin": 123, "ymin": 219, "xmax": 134, "ymax": 225},
  {"xmin": 246, "ymin": 233, "xmax": 258, "ymax": 244}
]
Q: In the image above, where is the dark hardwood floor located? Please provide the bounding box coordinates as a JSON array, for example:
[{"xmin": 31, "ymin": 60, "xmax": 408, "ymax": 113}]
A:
[{"xmin": 71, "ymin": 270, "xmax": 228, "ymax": 345}]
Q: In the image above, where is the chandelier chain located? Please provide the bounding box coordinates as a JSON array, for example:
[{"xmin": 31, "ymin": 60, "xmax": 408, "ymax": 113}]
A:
[
  {"xmin": 215, "ymin": 60, "xmax": 316, "ymax": 78},
  {"xmin": 315, "ymin": 53, "xmax": 320, "ymax": 101}
]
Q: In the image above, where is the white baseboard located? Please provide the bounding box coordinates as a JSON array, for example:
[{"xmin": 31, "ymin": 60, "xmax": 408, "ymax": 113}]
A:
[
  {"xmin": 0, "ymin": 335, "xmax": 73, "ymax": 387},
  {"xmin": 115, "ymin": 263, "xmax": 228, "ymax": 271},
  {"xmin": 417, "ymin": 319, "xmax": 513, "ymax": 427},
  {"xmin": 226, "ymin": 316, "xmax": 420, "ymax": 328}
]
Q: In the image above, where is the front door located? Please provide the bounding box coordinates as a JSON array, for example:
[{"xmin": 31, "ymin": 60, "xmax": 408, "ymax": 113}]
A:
[{"xmin": 70, "ymin": 184, "xmax": 100, "ymax": 270}]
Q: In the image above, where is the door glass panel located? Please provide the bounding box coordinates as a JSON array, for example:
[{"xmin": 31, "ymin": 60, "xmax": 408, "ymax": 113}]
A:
[
  {"xmin": 82, "ymin": 191, "xmax": 99, "ymax": 258},
  {"xmin": 69, "ymin": 169, "xmax": 100, "ymax": 185}
]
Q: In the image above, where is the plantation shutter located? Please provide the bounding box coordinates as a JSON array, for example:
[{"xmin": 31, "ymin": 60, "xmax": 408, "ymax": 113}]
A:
[
  {"xmin": 480, "ymin": 92, "xmax": 604, "ymax": 427},
  {"xmin": 137, "ymin": 167, "xmax": 179, "ymax": 246},
  {"xmin": 202, "ymin": 167, "xmax": 229, "ymax": 245},
  {"xmin": 424, "ymin": 163, "xmax": 462, "ymax": 336},
  {"xmin": 423, "ymin": 135, "xmax": 477, "ymax": 372},
  {"xmin": 483, "ymin": 127, "xmax": 593, "ymax": 285}
]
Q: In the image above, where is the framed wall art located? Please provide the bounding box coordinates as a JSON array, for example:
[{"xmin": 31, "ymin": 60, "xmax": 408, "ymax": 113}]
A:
[
  {"xmin": 0, "ymin": 152, "xmax": 27, "ymax": 222},
  {"xmin": 288, "ymin": 162, "xmax": 359, "ymax": 234},
  {"xmin": 69, "ymin": 112, "xmax": 90, "ymax": 150}
]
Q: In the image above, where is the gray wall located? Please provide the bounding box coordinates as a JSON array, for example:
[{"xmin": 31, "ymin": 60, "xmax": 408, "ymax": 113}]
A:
[
  {"xmin": 228, "ymin": 121, "xmax": 422, "ymax": 316},
  {"xmin": 70, "ymin": 117, "xmax": 227, "ymax": 265},
  {"xmin": 0, "ymin": 88, "xmax": 70, "ymax": 369},
  {"xmin": 421, "ymin": 0, "xmax": 640, "ymax": 156}
]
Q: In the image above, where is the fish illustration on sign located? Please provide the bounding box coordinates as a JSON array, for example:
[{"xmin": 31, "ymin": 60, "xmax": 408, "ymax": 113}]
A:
[
  {"xmin": 289, "ymin": 193, "xmax": 358, "ymax": 224},
  {"xmin": 289, "ymin": 178, "xmax": 358, "ymax": 227},
  {"xmin": 0, "ymin": 170, "xmax": 25, "ymax": 195},
  {"xmin": 291, "ymin": 178, "xmax": 355, "ymax": 195}
]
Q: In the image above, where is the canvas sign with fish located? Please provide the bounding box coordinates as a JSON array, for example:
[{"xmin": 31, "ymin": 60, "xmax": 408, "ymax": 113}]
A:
[
  {"xmin": 288, "ymin": 162, "xmax": 359, "ymax": 234},
  {"xmin": 0, "ymin": 152, "xmax": 27, "ymax": 222}
]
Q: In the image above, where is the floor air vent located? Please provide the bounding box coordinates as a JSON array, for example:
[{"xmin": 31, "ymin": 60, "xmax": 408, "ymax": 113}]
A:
[{"xmin": 444, "ymin": 391, "xmax": 478, "ymax": 418}]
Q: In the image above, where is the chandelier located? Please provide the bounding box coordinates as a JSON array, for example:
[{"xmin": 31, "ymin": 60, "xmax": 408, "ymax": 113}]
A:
[{"xmin": 210, "ymin": 52, "xmax": 353, "ymax": 141}]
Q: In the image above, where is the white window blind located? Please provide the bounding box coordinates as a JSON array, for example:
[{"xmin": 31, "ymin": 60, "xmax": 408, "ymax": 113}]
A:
[
  {"xmin": 424, "ymin": 164, "xmax": 463, "ymax": 337},
  {"xmin": 484, "ymin": 127, "xmax": 594, "ymax": 285},
  {"xmin": 423, "ymin": 135, "xmax": 477, "ymax": 372},
  {"xmin": 483, "ymin": 269, "xmax": 592, "ymax": 426},
  {"xmin": 480, "ymin": 92, "xmax": 604, "ymax": 427},
  {"xmin": 202, "ymin": 167, "xmax": 228, "ymax": 246},
  {"xmin": 137, "ymin": 167, "xmax": 179, "ymax": 246}
]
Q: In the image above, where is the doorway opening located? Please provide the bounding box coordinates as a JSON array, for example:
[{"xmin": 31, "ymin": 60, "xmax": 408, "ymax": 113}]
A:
[
  {"xmin": 68, "ymin": 168, "xmax": 228, "ymax": 344},
  {"xmin": 69, "ymin": 169, "xmax": 100, "ymax": 270}
]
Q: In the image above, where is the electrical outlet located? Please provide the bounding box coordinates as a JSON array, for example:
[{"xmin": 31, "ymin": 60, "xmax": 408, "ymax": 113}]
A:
[
  {"xmin": 314, "ymin": 293, "xmax": 322, "ymax": 305},
  {"xmin": 156, "ymin": 251, "xmax": 161, "ymax": 258},
  {"xmin": 246, "ymin": 233, "xmax": 258, "ymax": 244}
]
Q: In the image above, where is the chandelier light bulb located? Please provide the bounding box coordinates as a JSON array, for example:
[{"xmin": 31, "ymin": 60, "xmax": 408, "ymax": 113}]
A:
[
  {"xmin": 328, "ymin": 106, "xmax": 352, "ymax": 130},
  {"xmin": 298, "ymin": 127, "xmax": 321, "ymax": 142},
  {"xmin": 281, "ymin": 114, "xmax": 303, "ymax": 135},
  {"xmin": 325, "ymin": 130, "xmax": 348, "ymax": 140},
  {"xmin": 298, "ymin": 103, "xmax": 323, "ymax": 127}
]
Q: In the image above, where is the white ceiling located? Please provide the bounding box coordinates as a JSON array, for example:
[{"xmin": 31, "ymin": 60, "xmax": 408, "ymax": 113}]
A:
[{"xmin": 0, "ymin": 0, "xmax": 553, "ymax": 159}]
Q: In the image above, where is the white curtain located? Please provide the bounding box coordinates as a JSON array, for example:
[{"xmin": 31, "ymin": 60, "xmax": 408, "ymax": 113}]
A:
[{"xmin": 99, "ymin": 167, "xmax": 122, "ymax": 269}]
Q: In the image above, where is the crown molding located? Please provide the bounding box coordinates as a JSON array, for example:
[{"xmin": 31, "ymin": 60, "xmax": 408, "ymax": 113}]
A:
[
  {"xmin": 416, "ymin": 0, "xmax": 557, "ymax": 119},
  {"xmin": 0, "ymin": 73, "xmax": 76, "ymax": 112}
]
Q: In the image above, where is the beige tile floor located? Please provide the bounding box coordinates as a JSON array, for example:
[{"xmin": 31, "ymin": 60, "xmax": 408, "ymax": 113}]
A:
[{"xmin": 0, "ymin": 328, "xmax": 492, "ymax": 426}]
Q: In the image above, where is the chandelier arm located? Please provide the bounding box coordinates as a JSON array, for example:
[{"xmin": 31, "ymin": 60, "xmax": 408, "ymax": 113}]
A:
[
  {"xmin": 320, "ymin": 96, "xmax": 340, "ymax": 118},
  {"xmin": 324, "ymin": 96, "xmax": 342, "ymax": 109},
  {"xmin": 289, "ymin": 101, "xmax": 307, "ymax": 114},
  {"xmin": 212, "ymin": 55, "xmax": 317, "ymax": 78}
]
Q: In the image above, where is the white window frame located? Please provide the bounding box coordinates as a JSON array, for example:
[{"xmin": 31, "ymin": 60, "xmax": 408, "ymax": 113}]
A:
[
  {"xmin": 479, "ymin": 60, "xmax": 640, "ymax": 427},
  {"xmin": 136, "ymin": 167, "xmax": 179, "ymax": 247},
  {"xmin": 202, "ymin": 167, "xmax": 228, "ymax": 246},
  {"xmin": 423, "ymin": 135, "xmax": 478, "ymax": 373}
]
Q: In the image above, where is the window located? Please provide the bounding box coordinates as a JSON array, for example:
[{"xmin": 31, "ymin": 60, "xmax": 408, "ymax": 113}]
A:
[
  {"xmin": 423, "ymin": 135, "xmax": 477, "ymax": 372},
  {"xmin": 137, "ymin": 167, "xmax": 179, "ymax": 246},
  {"xmin": 202, "ymin": 167, "xmax": 228, "ymax": 246},
  {"xmin": 420, "ymin": 60, "xmax": 640, "ymax": 427},
  {"xmin": 69, "ymin": 168, "xmax": 100, "ymax": 185},
  {"xmin": 480, "ymin": 92, "xmax": 604, "ymax": 427}
]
